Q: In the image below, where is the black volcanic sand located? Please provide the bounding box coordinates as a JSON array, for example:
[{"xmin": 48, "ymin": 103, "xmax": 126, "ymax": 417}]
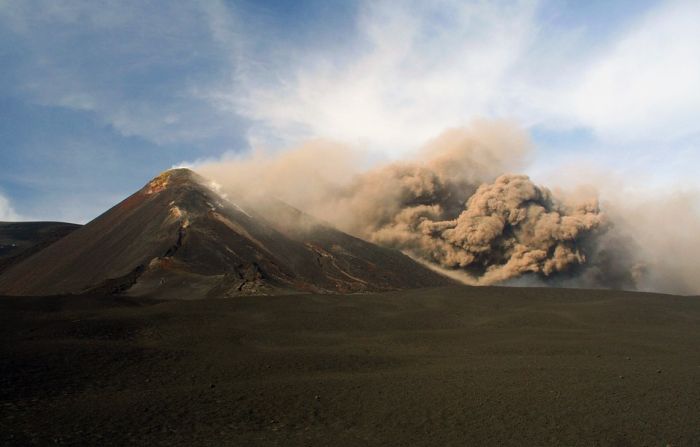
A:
[
  {"xmin": 0, "ymin": 222, "xmax": 80, "ymax": 273},
  {"xmin": 1, "ymin": 286, "xmax": 699, "ymax": 446}
]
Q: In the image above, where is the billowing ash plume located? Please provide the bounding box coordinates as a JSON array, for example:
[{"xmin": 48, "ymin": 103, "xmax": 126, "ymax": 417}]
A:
[
  {"xmin": 359, "ymin": 173, "xmax": 603, "ymax": 285},
  {"xmin": 194, "ymin": 119, "xmax": 700, "ymax": 294}
]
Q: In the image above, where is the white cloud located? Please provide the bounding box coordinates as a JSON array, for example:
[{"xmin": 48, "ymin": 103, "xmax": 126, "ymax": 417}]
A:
[
  {"xmin": 0, "ymin": 193, "xmax": 20, "ymax": 221},
  {"xmin": 215, "ymin": 0, "xmax": 700, "ymax": 157},
  {"xmin": 4, "ymin": 0, "xmax": 699, "ymax": 156},
  {"xmin": 227, "ymin": 0, "xmax": 543, "ymax": 154},
  {"xmin": 0, "ymin": 0, "xmax": 240, "ymax": 146},
  {"xmin": 572, "ymin": 0, "xmax": 700, "ymax": 142}
]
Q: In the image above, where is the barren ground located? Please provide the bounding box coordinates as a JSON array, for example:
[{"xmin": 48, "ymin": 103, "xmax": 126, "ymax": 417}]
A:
[{"xmin": 1, "ymin": 286, "xmax": 699, "ymax": 446}]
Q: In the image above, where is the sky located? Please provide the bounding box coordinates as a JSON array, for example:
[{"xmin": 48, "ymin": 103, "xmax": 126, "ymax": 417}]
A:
[{"xmin": 1, "ymin": 0, "xmax": 699, "ymax": 223}]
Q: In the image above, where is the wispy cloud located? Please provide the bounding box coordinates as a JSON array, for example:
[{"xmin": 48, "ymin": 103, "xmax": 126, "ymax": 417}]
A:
[
  {"xmin": 0, "ymin": 0, "xmax": 245, "ymax": 146},
  {"xmin": 207, "ymin": 0, "xmax": 700, "ymax": 159},
  {"xmin": 0, "ymin": 192, "xmax": 20, "ymax": 221},
  {"xmin": 572, "ymin": 0, "xmax": 700, "ymax": 142},
  {"xmin": 5, "ymin": 0, "xmax": 696, "ymax": 154},
  {"xmin": 220, "ymin": 0, "xmax": 544, "ymax": 153}
]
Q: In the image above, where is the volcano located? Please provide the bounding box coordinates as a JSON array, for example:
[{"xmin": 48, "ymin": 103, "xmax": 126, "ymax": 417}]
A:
[{"xmin": 0, "ymin": 169, "xmax": 451, "ymax": 297}]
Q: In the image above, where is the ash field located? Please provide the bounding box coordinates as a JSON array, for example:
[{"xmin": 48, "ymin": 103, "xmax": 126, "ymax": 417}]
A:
[
  {"xmin": 2, "ymin": 287, "xmax": 700, "ymax": 446},
  {"xmin": 1, "ymin": 169, "xmax": 699, "ymax": 446}
]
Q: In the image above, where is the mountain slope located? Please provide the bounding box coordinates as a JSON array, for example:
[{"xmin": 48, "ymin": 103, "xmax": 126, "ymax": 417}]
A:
[
  {"xmin": 0, "ymin": 222, "xmax": 81, "ymax": 274},
  {"xmin": 0, "ymin": 169, "xmax": 451, "ymax": 297}
]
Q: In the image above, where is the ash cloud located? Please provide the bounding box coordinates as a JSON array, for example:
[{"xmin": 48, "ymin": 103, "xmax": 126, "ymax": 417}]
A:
[
  {"xmin": 194, "ymin": 120, "xmax": 700, "ymax": 295},
  {"xmin": 365, "ymin": 173, "xmax": 603, "ymax": 285}
]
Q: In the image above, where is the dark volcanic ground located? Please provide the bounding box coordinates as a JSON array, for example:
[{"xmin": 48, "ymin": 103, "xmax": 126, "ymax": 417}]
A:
[
  {"xmin": 1, "ymin": 286, "xmax": 699, "ymax": 446},
  {"xmin": 0, "ymin": 222, "xmax": 80, "ymax": 274}
]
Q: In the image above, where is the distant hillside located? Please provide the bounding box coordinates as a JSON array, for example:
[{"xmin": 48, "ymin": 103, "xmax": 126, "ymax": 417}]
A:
[{"xmin": 0, "ymin": 222, "xmax": 81, "ymax": 274}]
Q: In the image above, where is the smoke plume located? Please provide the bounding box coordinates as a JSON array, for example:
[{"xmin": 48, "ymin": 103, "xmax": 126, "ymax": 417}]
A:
[{"xmin": 195, "ymin": 120, "xmax": 700, "ymax": 295}]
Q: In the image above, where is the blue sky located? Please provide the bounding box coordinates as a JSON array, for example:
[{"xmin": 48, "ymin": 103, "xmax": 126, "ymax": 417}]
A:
[{"xmin": 1, "ymin": 0, "xmax": 699, "ymax": 222}]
